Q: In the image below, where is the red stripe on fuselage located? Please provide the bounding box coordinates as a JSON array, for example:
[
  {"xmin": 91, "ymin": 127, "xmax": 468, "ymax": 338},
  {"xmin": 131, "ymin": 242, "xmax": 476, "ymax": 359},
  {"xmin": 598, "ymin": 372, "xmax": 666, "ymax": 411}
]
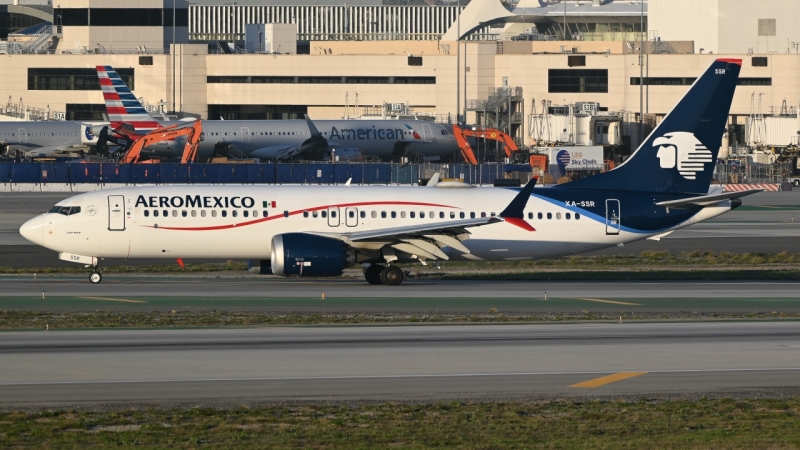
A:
[{"xmin": 145, "ymin": 201, "xmax": 461, "ymax": 231}]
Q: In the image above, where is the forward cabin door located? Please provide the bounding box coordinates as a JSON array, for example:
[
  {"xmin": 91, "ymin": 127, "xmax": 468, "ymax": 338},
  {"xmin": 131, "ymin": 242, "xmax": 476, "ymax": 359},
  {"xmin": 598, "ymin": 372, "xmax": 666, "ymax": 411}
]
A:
[
  {"xmin": 108, "ymin": 195, "xmax": 126, "ymax": 231},
  {"xmin": 605, "ymin": 199, "xmax": 620, "ymax": 235},
  {"xmin": 241, "ymin": 127, "xmax": 250, "ymax": 143},
  {"xmin": 422, "ymin": 123, "xmax": 433, "ymax": 142}
]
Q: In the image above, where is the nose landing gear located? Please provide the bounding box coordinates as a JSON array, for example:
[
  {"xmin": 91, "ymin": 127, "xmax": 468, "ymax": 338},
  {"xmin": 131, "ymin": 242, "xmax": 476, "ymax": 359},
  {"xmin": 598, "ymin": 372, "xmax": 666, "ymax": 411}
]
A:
[{"xmin": 89, "ymin": 271, "xmax": 103, "ymax": 284}]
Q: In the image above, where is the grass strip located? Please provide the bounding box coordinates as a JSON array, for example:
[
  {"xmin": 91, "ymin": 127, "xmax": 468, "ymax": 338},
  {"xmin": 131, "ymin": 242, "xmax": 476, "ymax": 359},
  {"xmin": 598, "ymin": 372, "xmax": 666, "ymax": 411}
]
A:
[
  {"xmin": 417, "ymin": 269, "xmax": 800, "ymax": 281},
  {"xmin": 5, "ymin": 250, "xmax": 800, "ymax": 274},
  {"xmin": 2, "ymin": 399, "xmax": 800, "ymax": 449},
  {"xmin": 2, "ymin": 310, "xmax": 800, "ymax": 329}
]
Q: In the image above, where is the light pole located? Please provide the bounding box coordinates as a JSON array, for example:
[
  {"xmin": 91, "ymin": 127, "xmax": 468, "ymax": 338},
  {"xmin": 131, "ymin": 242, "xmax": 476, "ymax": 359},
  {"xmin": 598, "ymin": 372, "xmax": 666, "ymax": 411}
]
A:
[
  {"xmin": 456, "ymin": 0, "xmax": 460, "ymax": 124},
  {"xmin": 639, "ymin": 0, "xmax": 644, "ymax": 144}
]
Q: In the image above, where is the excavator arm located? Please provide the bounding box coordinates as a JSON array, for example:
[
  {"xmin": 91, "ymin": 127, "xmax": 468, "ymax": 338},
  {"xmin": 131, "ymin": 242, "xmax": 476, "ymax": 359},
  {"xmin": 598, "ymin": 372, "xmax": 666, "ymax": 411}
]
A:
[
  {"xmin": 452, "ymin": 125, "xmax": 521, "ymax": 165},
  {"xmin": 119, "ymin": 121, "xmax": 203, "ymax": 163}
]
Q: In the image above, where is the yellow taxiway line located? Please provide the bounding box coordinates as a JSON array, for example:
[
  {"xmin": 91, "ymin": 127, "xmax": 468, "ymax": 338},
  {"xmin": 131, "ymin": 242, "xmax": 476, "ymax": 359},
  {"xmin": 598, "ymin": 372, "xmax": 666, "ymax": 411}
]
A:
[
  {"xmin": 570, "ymin": 372, "xmax": 648, "ymax": 388},
  {"xmin": 79, "ymin": 296, "xmax": 147, "ymax": 304},
  {"xmin": 573, "ymin": 297, "xmax": 642, "ymax": 306}
]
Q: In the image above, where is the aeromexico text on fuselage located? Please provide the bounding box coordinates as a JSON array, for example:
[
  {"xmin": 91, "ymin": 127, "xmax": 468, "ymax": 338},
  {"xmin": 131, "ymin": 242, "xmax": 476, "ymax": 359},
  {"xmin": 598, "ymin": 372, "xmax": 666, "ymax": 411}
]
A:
[{"xmin": 135, "ymin": 194, "xmax": 255, "ymax": 209}]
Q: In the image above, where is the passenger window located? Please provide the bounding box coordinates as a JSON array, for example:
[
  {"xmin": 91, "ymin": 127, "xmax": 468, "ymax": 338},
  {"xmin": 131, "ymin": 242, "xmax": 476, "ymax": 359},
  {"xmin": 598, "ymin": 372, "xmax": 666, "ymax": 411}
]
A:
[
  {"xmin": 566, "ymin": 213, "xmax": 571, "ymax": 220},
  {"xmin": 450, "ymin": 212, "xmax": 456, "ymax": 219},
  {"xmin": 201, "ymin": 210, "xmax": 207, "ymax": 217},
  {"xmin": 349, "ymin": 211, "xmax": 355, "ymax": 218},
  {"xmin": 371, "ymin": 211, "xmax": 377, "ymax": 219},
  {"xmin": 263, "ymin": 211, "xmax": 269, "ymax": 217},
  {"xmin": 331, "ymin": 211, "xmax": 336, "ymax": 218},
  {"xmin": 322, "ymin": 211, "xmax": 327, "ymax": 218},
  {"xmin": 409, "ymin": 212, "xmax": 414, "ymax": 218},
  {"xmin": 172, "ymin": 210, "xmax": 178, "ymax": 217},
  {"xmin": 470, "ymin": 212, "xmax": 476, "ymax": 219},
  {"xmin": 575, "ymin": 213, "xmax": 581, "ymax": 220},
  {"xmin": 381, "ymin": 211, "xmax": 387, "ymax": 218},
  {"xmin": 360, "ymin": 211, "xmax": 366, "ymax": 219},
  {"xmin": 419, "ymin": 212, "xmax": 425, "ymax": 218},
  {"xmin": 459, "ymin": 212, "xmax": 465, "ymax": 219},
  {"xmin": 222, "ymin": 210, "xmax": 227, "ymax": 217},
  {"xmin": 283, "ymin": 211, "xmax": 289, "ymax": 218},
  {"xmin": 528, "ymin": 212, "xmax": 533, "ymax": 219},
  {"xmin": 391, "ymin": 212, "xmax": 397, "ymax": 219},
  {"xmin": 547, "ymin": 213, "xmax": 552, "ymax": 219},
  {"xmin": 212, "ymin": 210, "xmax": 217, "ymax": 217},
  {"xmin": 440, "ymin": 212, "xmax": 445, "ymax": 219},
  {"xmin": 233, "ymin": 210, "xmax": 238, "ymax": 218},
  {"xmin": 243, "ymin": 211, "xmax": 249, "ymax": 218},
  {"xmin": 191, "ymin": 210, "xmax": 197, "ymax": 217},
  {"xmin": 303, "ymin": 211, "xmax": 309, "ymax": 218},
  {"xmin": 312, "ymin": 211, "xmax": 318, "ymax": 218},
  {"xmin": 253, "ymin": 210, "xmax": 257, "ymax": 218},
  {"xmin": 538, "ymin": 212, "xmax": 543, "ymax": 219},
  {"xmin": 144, "ymin": 210, "xmax": 150, "ymax": 217},
  {"xmin": 556, "ymin": 212, "xmax": 562, "ymax": 220},
  {"xmin": 481, "ymin": 212, "xmax": 486, "ymax": 218},
  {"xmin": 163, "ymin": 210, "xmax": 168, "ymax": 217}
]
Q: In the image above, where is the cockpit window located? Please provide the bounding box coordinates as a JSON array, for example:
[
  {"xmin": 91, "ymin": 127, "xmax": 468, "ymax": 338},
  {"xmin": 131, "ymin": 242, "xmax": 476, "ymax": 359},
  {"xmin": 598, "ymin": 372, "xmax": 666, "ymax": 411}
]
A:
[{"xmin": 48, "ymin": 206, "xmax": 81, "ymax": 216}]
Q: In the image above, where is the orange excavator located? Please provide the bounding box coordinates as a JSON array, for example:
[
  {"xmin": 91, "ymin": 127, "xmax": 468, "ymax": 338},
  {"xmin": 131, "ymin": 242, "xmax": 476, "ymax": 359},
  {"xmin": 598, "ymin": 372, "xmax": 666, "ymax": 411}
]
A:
[
  {"xmin": 452, "ymin": 125, "xmax": 521, "ymax": 165},
  {"xmin": 118, "ymin": 120, "xmax": 204, "ymax": 163}
]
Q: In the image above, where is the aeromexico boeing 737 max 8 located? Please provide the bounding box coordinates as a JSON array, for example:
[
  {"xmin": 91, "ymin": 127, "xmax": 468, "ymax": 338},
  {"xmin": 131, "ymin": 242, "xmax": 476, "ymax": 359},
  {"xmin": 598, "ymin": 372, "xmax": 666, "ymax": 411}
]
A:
[{"xmin": 20, "ymin": 59, "xmax": 759, "ymax": 285}]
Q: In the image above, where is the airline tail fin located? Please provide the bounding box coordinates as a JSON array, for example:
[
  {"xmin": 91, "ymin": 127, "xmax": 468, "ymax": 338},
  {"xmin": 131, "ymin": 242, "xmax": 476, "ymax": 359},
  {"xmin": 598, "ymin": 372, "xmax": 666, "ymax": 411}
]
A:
[
  {"xmin": 96, "ymin": 65, "xmax": 161, "ymax": 132},
  {"xmin": 560, "ymin": 58, "xmax": 741, "ymax": 194}
]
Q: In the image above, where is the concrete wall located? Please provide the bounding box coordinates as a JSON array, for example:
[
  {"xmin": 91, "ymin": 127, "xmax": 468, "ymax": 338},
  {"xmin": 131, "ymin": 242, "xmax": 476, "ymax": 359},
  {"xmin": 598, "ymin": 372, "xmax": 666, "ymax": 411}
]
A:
[{"xmin": 650, "ymin": 0, "xmax": 800, "ymax": 55}]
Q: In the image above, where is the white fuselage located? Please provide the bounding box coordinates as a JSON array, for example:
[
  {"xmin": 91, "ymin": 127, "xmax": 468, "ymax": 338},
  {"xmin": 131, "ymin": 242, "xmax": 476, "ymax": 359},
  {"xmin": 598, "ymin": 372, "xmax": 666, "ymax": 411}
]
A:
[{"xmin": 20, "ymin": 184, "xmax": 732, "ymax": 263}]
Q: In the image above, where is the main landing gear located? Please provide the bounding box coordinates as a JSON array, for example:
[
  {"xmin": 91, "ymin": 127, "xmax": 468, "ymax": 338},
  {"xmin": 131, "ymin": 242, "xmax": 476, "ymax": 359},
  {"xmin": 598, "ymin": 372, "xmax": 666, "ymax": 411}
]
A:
[{"xmin": 364, "ymin": 264, "xmax": 405, "ymax": 286}]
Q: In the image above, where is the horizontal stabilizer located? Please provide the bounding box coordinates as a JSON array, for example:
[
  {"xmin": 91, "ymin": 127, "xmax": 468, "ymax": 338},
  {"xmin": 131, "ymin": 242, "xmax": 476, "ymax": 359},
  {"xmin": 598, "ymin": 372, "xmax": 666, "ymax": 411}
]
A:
[{"xmin": 655, "ymin": 189, "xmax": 762, "ymax": 209}]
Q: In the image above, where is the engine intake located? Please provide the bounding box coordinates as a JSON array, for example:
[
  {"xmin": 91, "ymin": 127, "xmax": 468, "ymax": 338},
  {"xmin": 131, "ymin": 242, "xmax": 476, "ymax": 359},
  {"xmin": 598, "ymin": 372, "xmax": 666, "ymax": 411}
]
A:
[{"xmin": 271, "ymin": 233, "xmax": 352, "ymax": 277}]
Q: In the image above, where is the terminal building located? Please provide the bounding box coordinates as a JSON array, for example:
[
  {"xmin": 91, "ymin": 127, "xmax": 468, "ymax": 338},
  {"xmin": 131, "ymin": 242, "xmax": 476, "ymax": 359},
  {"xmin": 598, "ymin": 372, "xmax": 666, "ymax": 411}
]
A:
[{"xmin": 0, "ymin": 0, "xmax": 798, "ymax": 155}]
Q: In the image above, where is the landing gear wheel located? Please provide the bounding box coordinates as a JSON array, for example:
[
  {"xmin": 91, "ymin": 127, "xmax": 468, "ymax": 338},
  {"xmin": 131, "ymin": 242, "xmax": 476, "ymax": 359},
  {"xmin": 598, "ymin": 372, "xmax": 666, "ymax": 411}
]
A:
[
  {"xmin": 89, "ymin": 271, "xmax": 102, "ymax": 284},
  {"xmin": 365, "ymin": 265, "xmax": 384, "ymax": 285},
  {"xmin": 379, "ymin": 265, "xmax": 404, "ymax": 286}
]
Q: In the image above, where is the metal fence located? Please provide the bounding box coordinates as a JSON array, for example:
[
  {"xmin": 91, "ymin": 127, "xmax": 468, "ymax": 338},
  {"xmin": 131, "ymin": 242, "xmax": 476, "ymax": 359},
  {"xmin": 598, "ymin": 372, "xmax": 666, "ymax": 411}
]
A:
[{"xmin": 713, "ymin": 161, "xmax": 792, "ymax": 184}]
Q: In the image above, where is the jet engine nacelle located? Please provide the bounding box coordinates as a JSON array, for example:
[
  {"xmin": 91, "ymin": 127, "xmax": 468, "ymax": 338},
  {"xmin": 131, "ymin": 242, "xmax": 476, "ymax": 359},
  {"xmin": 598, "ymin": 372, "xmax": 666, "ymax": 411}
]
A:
[
  {"xmin": 247, "ymin": 259, "xmax": 271, "ymax": 275},
  {"xmin": 270, "ymin": 233, "xmax": 352, "ymax": 277}
]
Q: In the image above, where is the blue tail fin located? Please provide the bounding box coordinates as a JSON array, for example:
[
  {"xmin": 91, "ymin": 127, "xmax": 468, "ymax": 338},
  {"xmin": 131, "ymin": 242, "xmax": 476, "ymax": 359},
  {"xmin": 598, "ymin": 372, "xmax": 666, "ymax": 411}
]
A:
[{"xmin": 560, "ymin": 58, "xmax": 741, "ymax": 194}]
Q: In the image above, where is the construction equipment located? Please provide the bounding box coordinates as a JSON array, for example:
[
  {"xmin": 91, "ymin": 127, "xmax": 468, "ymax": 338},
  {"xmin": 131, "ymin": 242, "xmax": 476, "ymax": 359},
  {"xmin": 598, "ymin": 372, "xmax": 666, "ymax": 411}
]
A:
[
  {"xmin": 118, "ymin": 121, "xmax": 203, "ymax": 164},
  {"xmin": 452, "ymin": 124, "xmax": 521, "ymax": 165}
]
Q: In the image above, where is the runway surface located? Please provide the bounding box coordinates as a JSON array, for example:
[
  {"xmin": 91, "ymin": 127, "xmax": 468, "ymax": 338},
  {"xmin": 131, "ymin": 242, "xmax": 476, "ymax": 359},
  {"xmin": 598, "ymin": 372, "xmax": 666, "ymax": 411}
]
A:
[
  {"xmin": 3, "ymin": 277, "xmax": 800, "ymax": 313},
  {"xmin": 1, "ymin": 322, "xmax": 799, "ymax": 407},
  {"xmin": 2, "ymin": 191, "xmax": 800, "ymax": 267}
]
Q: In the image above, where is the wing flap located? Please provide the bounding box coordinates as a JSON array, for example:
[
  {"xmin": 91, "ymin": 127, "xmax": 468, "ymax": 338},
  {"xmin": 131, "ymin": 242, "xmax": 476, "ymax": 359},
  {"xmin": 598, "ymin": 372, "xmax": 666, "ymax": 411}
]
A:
[{"xmin": 655, "ymin": 189, "xmax": 763, "ymax": 209}]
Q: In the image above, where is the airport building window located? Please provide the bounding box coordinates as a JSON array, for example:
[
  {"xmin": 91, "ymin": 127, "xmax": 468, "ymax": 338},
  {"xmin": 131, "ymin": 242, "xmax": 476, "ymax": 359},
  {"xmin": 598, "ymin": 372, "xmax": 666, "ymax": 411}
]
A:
[
  {"xmin": 209, "ymin": 104, "xmax": 307, "ymax": 120},
  {"xmin": 65, "ymin": 104, "xmax": 109, "ymax": 121},
  {"xmin": 53, "ymin": 8, "xmax": 188, "ymax": 27},
  {"xmin": 549, "ymin": 69, "xmax": 608, "ymax": 93},
  {"xmin": 752, "ymin": 56, "xmax": 768, "ymax": 67},
  {"xmin": 207, "ymin": 76, "xmax": 435, "ymax": 85},
  {"xmin": 29, "ymin": 68, "xmax": 134, "ymax": 91},
  {"xmin": 139, "ymin": 56, "xmax": 153, "ymax": 66}
]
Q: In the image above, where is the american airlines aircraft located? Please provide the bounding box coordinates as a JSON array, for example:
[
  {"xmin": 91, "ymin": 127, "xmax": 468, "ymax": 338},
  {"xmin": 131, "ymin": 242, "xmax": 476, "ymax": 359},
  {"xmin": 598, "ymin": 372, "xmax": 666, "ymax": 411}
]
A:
[
  {"xmin": 0, "ymin": 121, "xmax": 100, "ymax": 158},
  {"xmin": 19, "ymin": 59, "xmax": 757, "ymax": 285},
  {"xmin": 97, "ymin": 66, "xmax": 459, "ymax": 161}
]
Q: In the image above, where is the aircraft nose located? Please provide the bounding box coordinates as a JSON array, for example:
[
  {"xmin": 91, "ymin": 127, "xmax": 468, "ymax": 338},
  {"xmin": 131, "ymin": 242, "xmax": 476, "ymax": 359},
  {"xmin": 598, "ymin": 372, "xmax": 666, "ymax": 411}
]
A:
[{"xmin": 19, "ymin": 215, "xmax": 44, "ymax": 246}]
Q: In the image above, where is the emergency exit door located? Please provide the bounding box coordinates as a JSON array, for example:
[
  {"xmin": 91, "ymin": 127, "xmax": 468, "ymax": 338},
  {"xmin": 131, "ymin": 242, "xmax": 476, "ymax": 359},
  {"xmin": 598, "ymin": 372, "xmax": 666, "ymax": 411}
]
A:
[
  {"xmin": 605, "ymin": 199, "xmax": 620, "ymax": 235},
  {"xmin": 108, "ymin": 195, "xmax": 126, "ymax": 231}
]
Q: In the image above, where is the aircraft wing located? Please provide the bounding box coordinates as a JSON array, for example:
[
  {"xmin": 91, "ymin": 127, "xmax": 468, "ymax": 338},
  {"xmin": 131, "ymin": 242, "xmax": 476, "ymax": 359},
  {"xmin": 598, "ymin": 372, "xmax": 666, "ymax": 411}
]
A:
[
  {"xmin": 11, "ymin": 142, "xmax": 82, "ymax": 157},
  {"xmin": 655, "ymin": 189, "xmax": 762, "ymax": 209},
  {"xmin": 313, "ymin": 178, "xmax": 537, "ymax": 261}
]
